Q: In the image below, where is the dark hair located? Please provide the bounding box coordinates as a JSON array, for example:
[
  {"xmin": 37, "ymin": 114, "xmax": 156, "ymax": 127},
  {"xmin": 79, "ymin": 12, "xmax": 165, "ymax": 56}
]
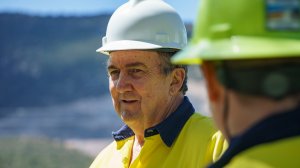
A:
[
  {"xmin": 157, "ymin": 51, "xmax": 188, "ymax": 95},
  {"xmin": 213, "ymin": 58, "xmax": 300, "ymax": 100}
]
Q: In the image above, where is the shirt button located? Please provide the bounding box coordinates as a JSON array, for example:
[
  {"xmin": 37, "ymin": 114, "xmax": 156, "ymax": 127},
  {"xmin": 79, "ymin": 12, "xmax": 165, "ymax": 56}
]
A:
[{"xmin": 147, "ymin": 129, "xmax": 153, "ymax": 133}]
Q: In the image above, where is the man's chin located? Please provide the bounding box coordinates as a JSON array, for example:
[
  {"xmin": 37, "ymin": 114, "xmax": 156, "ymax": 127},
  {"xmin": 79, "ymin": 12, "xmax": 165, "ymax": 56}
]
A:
[{"xmin": 120, "ymin": 111, "xmax": 140, "ymax": 123}]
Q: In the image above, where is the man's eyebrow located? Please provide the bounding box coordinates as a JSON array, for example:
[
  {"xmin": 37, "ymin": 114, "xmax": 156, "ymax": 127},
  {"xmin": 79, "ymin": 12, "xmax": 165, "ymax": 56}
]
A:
[
  {"xmin": 107, "ymin": 64, "xmax": 117, "ymax": 70},
  {"xmin": 125, "ymin": 62, "xmax": 147, "ymax": 68},
  {"xmin": 107, "ymin": 62, "xmax": 147, "ymax": 70}
]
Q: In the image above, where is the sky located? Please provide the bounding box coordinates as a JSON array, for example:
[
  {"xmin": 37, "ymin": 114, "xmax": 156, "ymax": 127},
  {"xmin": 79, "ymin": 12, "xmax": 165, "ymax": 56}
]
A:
[{"xmin": 0, "ymin": 0, "xmax": 200, "ymax": 22}]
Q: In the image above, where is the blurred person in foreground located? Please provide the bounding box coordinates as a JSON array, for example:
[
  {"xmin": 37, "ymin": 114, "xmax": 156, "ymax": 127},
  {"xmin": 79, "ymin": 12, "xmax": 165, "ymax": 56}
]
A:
[
  {"xmin": 172, "ymin": 0, "xmax": 300, "ymax": 167},
  {"xmin": 89, "ymin": 0, "xmax": 226, "ymax": 167}
]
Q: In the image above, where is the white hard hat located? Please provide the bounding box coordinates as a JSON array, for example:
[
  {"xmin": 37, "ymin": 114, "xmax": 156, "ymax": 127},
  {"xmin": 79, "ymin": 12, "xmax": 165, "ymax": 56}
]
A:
[{"xmin": 97, "ymin": 0, "xmax": 187, "ymax": 55}]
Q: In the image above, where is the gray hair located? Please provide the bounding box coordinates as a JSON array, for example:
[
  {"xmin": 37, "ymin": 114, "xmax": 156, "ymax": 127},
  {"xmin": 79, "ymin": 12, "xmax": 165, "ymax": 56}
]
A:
[{"xmin": 157, "ymin": 51, "xmax": 188, "ymax": 95}]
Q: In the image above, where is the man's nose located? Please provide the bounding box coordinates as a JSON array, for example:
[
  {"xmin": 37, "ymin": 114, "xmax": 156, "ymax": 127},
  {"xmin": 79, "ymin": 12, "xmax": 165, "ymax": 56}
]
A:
[{"xmin": 115, "ymin": 72, "xmax": 132, "ymax": 93}]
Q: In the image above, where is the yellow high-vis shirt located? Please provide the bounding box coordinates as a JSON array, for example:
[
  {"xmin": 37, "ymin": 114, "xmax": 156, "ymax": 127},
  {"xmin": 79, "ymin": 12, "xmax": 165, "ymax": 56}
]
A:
[
  {"xmin": 227, "ymin": 136, "xmax": 300, "ymax": 168},
  {"xmin": 90, "ymin": 97, "xmax": 226, "ymax": 168},
  {"xmin": 209, "ymin": 107, "xmax": 300, "ymax": 168}
]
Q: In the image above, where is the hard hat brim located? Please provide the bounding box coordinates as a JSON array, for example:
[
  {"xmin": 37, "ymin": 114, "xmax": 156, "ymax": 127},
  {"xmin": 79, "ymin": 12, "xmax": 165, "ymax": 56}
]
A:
[
  {"xmin": 171, "ymin": 44, "xmax": 203, "ymax": 64},
  {"xmin": 97, "ymin": 40, "xmax": 181, "ymax": 55},
  {"xmin": 172, "ymin": 36, "xmax": 300, "ymax": 65}
]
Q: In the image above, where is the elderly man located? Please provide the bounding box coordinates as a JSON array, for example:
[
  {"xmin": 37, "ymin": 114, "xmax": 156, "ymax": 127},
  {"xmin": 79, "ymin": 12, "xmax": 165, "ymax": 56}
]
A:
[
  {"xmin": 172, "ymin": 0, "xmax": 300, "ymax": 167},
  {"xmin": 89, "ymin": 0, "xmax": 225, "ymax": 168}
]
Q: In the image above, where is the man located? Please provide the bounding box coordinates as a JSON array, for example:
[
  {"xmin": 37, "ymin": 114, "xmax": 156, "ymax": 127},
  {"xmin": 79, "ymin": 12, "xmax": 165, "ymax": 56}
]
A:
[
  {"xmin": 89, "ymin": 0, "xmax": 225, "ymax": 167},
  {"xmin": 172, "ymin": 0, "xmax": 300, "ymax": 167}
]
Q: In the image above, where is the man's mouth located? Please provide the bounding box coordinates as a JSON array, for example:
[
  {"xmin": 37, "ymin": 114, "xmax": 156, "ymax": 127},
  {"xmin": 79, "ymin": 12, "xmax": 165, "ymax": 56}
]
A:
[{"xmin": 121, "ymin": 99, "xmax": 138, "ymax": 104}]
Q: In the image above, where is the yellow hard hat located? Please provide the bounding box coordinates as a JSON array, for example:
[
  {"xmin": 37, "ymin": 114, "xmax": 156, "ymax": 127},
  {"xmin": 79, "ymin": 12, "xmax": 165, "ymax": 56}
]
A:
[{"xmin": 172, "ymin": 0, "xmax": 300, "ymax": 64}]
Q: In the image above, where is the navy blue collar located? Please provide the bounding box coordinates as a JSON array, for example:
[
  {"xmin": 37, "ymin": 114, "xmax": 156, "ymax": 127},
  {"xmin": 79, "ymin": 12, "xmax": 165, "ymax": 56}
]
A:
[
  {"xmin": 112, "ymin": 96, "xmax": 195, "ymax": 147},
  {"xmin": 112, "ymin": 125, "xmax": 135, "ymax": 141},
  {"xmin": 209, "ymin": 106, "xmax": 300, "ymax": 168}
]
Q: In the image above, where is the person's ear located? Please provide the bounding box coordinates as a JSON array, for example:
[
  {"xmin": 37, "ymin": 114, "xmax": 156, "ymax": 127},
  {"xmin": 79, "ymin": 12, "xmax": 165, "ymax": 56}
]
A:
[
  {"xmin": 170, "ymin": 68, "xmax": 185, "ymax": 95},
  {"xmin": 201, "ymin": 62, "xmax": 222, "ymax": 102}
]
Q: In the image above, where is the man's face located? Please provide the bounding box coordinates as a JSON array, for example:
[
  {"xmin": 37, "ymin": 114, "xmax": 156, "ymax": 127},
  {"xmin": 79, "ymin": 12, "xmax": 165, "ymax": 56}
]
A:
[{"xmin": 107, "ymin": 50, "xmax": 173, "ymax": 126}]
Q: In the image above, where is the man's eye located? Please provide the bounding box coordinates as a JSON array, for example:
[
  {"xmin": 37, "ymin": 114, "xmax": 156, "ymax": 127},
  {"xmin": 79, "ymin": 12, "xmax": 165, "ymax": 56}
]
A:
[{"xmin": 108, "ymin": 70, "xmax": 120, "ymax": 77}]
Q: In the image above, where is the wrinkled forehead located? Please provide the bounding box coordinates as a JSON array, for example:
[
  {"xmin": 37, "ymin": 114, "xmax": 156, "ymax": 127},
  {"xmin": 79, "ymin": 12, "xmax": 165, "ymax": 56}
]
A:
[{"xmin": 107, "ymin": 50, "xmax": 162, "ymax": 67}]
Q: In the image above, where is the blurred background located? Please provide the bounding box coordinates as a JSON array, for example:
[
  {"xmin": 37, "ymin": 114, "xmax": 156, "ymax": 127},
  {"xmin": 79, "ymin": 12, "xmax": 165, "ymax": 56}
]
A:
[{"xmin": 0, "ymin": 0, "xmax": 209, "ymax": 167}]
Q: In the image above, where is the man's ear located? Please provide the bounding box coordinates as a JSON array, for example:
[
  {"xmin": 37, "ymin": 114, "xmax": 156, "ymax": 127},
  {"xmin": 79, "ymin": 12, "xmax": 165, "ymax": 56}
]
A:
[
  {"xmin": 201, "ymin": 62, "xmax": 222, "ymax": 102},
  {"xmin": 170, "ymin": 68, "xmax": 185, "ymax": 95}
]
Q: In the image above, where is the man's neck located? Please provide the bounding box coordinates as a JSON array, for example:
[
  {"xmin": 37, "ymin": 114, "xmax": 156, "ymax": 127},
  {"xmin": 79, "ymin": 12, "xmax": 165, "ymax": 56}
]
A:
[{"xmin": 229, "ymin": 93, "xmax": 299, "ymax": 137}]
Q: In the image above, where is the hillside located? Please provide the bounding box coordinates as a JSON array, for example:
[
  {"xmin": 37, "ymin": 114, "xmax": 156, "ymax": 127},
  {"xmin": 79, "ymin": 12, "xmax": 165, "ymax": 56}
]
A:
[{"xmin": 0, "ymin": 13, "xmax": 111, "ymax": 107}]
